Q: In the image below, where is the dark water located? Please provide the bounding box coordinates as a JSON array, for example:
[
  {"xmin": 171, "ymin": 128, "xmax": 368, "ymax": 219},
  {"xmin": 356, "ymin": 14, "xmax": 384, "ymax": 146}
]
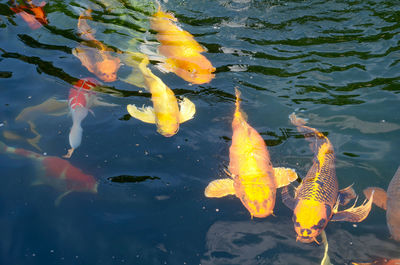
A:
[{"xmin": 1, "ymin": 0, "xmax": 400, "ymax": 264}]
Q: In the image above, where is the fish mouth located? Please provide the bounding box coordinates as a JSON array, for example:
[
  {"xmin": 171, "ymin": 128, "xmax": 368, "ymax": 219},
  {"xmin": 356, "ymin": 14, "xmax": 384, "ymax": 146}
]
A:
[{"xmin": 296, "ymin": 236, "xmax": 319, "ymax": 244}]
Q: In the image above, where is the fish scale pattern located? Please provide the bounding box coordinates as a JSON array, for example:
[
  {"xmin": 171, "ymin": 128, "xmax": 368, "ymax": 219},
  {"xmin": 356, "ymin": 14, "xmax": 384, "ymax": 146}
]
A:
[{"xmin": 291, "ymin": 115, "xmax": 339, "ymax": 206}]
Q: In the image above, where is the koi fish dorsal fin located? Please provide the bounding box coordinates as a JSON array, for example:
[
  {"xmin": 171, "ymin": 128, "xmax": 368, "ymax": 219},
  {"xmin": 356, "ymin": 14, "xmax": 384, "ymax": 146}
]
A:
[
  {"xmin": 337, "ymin": 184, "xmax": 356, "ymax": 206},
  {"xmin": 126, "ymin": 104, "xmax": 156, "ymax": 124},
  {"xmin": 178, "ymin": 97, "xmax": 196, "ymax": 123},
  {"xmin": 331, "ymin": 190, "xmax": 374, "ymax": 222},
  {"xmin": 273, "ymin": 167, "xmax": 298, "ymax": 188},
  {"xmin": 281, "ymin": 186, "xmax": 296, "ymax": 210},
  {"xmin": 363, "ymin": 187, "xmax": 387, "ymax": 210},
  {"xmin": 204, "ymin": 178, "xmax": 235, "ymax": 198}
]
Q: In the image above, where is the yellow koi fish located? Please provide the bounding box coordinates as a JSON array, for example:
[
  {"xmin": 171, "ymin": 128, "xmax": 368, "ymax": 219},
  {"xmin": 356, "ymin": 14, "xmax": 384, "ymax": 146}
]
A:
[
  {"xmin": 150, "ymin": 6, "xmax": 215, "ymax": 84},
  {"xmin": 73, "ymin": 9, "xmax": 121, "ymax": 82},
  {"xmin": 126, "ymin": 54, "xmax": 195, "ymax": 137},
  {"xmin": 282, "ymin": 113, "xmax": 374, "ymax": 243},
  {"xmin": 364, "ymin": 166, "xmax": 400, "ymax": 241},
  {"xmin": 205, "ymin": 89, "xmax": 298, "ymax": 218}
]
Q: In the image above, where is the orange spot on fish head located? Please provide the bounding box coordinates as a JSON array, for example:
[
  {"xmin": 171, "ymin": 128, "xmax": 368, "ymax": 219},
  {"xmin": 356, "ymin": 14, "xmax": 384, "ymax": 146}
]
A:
[
  {"xmin": 293, "ymin": 200, "xmax": 331, "ymax": 243},
  {"xmin": 95, "ymin": 57, "xmax": 120, "ymax": 82},
  {"xmin": 235, "ymin": 180, "xmax": 275, "ymax": 218}
]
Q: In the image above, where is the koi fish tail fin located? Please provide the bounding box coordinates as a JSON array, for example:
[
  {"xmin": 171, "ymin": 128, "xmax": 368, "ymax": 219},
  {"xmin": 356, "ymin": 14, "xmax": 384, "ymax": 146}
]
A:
[
  {"xmin": 234, "ymin": 88, "xmax": 241, "ymax": 113},
  {"xmin": 363, "ymin": 187, "xmax": 387, "ymax": 210},
  {"xmin": 0, "ymin": 141, "xmax": 42, "ymax": 161},
  {"xmin": 320, "ymin": 231, "xmax": 333, "ymax": 265},
  {"xmin": 233, "ymin": 88, "xmax": 247, "ymax": 121},
  {"xmin": 77, "ymin": 9, "xmax": 96, "ymax": 41},
  {"xmin": 289, "ymin": 112, "xmax": 331, "ymax": 153}
]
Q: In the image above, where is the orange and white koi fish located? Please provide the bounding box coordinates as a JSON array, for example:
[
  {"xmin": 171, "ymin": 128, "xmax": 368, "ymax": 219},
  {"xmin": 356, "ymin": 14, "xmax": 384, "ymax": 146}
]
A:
[
  {"xmin": 282, "ymin": 113, "xmax": 374, "ymax": 243},
  {"xmin": 0, "ymin": 141, "xmax": 97, "ymax": 205},
  {"xmin": 364, "ymin": 166, "xmax": 400, "ymax": 241},
  {"xmin": 126, "ymin": 54, "xmax": 195, "ymax": 137},
  {"xmin": 73, "ymin": 9, "xmax": 121, "ymax": 82},
  {"xmin": 352, "ymin": 258, "xmax": 400, "ymax": 265},
  {"xmin": 10, "ymin": 0, "xmax": 48, "ymax": 30},
  {"xmin": 64, "ymin": 78, "xmax": 116, "ymax": 158},
  {"xmin": 149, "ymin": 6, "xmax": 215, "ymax": 84},
  {"xmin": 10, "ymin": 78, "xmax": 115, "ymax": 155},
  {"xmin": 204, "ymin": 89, "xmax": 298, "ymax": 218}
]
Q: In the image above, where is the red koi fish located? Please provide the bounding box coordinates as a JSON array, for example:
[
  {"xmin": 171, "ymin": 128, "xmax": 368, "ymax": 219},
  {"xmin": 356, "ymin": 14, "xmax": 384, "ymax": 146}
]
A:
[
  {"xmin": 282, "ymin": 113, "xmax": 374, "ymax": 243},
  {"xmin": 150, "ymin": 6, "xmax": 215, "ymax": 84},
  {"xmin": 73, "ymin": 9, "xmax": 121, "ymax": 82},
  {"xmin": 204, "ymin": 89, "xmax": 298, "ymax": 218},
  {"xmin": 10, "ymin": 0, "xmax": 48, "ymax": 30},
  {"xmin": 352, "ymin": 258, "xmax": 400, "ymax": 265},
  {"xmin": 363, "ymin": 166, "xmax": 400, "ymax": 241},
  {"xmin": 0, "ymin": 141, "xmax": 97, "ymax": 205},
  {"xmin": 64, "ymin": 77, "xmax": 116, "ymax": 158}
]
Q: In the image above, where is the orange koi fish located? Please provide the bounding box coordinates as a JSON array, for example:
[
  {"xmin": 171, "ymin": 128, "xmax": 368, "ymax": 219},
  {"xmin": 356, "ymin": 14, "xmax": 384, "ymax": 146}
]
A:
[
  {"xmin": 126, "ymin": 54, "xmax": 195, "ymax": 137},
  {"xmin": 0, "ymin": 141, "xmax": 97, "ymax": 205},
  {"xmin": 204, "ymin": 89, "xmax": 298, "ymax": 218},
  {"xmin": 73, "ymin": 9, "xmax": 121, "ymax": 82},
  {"xmin": 282, "ymin": 113, "xmax": 374, "ymax": 243},
  {"xmin": 10, "ymin": 0, "xmax": 48, "ymax": 30},
  {"xmin": 150, "ymin": 6, "xmax": 215, "ymax": 84},
  {"xmin": 363, "ymin": 166, "xmax": 400, "ymax": 241},
  {"xmin": 352, "ymin": 258, "xmax": 400, "ymax": 265}
]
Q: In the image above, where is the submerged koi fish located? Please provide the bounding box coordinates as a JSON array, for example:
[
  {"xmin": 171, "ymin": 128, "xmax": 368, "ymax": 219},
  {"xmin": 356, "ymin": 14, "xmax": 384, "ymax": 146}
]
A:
[
  {"xmin": 282, "ymin": 113, "xmax": 374, "ymax": 243},
  {"xmin": 126, "ymin": 54, "xmax": 195, "ymax": 137},
  {"xmin": 64, "ymin": 78, "xmax": 116, "ymax": 158},
  {"xmin": 204, "ymin": 89, "xmax": 298, "ymax": 218},
  {"xmin": 352, "ymin": 258, "xmax": 400, "ymax": 265},
  {"xmin": 150, "ymin": 6, "xmax": 215, "ymax": 84},
  {"xmin": 0, "ymin": 141, "xmax": 97, "ymax": 205},
  {"xmin": 363, "ymin": 166, "xmax": 400, "ymax": 241},
  {"xmin": 73, "ymin": 9, "xmax": 121, "ymax": 82},
  {"xmin": 10, "ymin": 0, "xmax": 48, "ymax": 30}
]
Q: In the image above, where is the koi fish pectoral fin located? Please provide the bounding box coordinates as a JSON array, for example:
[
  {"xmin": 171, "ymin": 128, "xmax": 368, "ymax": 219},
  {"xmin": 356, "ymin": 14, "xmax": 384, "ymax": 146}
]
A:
[
  {"xmin": 204, "ymin": 178, "xmax": 235, "ymax": 198},
  {"xmin": 126, "ymin": 104, "xmax": 156, "ymax": 124},
  {"xmin": 281, "ymin": 186, "xmax": 296, "ymax": 210},
  {"xmin": 363, "ymin": 187, "xmax": 387, "ymax": 210},
  {"xmin": 331, "ymin": 191, "xmax": 374, "ymax": 222},
  {"xmin": 273, "ymin": 167, "xmax": 299, "ymax": 188},
  {"xmin": 178, "ymin": 97, "xmax": 196, "ymax": 123},
  {"xmin": 337, "ymin": 184, "xmax": 356, "ymax": 206}
]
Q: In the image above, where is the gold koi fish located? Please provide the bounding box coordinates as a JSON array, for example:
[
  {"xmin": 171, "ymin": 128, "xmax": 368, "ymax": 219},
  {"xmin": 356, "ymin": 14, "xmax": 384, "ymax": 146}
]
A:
[
  {"xmin": 150, "ymin": 6, "xmax": 215, "ymax": 84},
  {"xmin": 126, "ymin": 53, "xmax": 195, "ymax": 137},
  {"xmin": 205, "ymin": 89, "xmax": 298, "ymax": 218},
  {"xmin": 282, "ymin": 113, "xmax": 374, "ymax": 243}
]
